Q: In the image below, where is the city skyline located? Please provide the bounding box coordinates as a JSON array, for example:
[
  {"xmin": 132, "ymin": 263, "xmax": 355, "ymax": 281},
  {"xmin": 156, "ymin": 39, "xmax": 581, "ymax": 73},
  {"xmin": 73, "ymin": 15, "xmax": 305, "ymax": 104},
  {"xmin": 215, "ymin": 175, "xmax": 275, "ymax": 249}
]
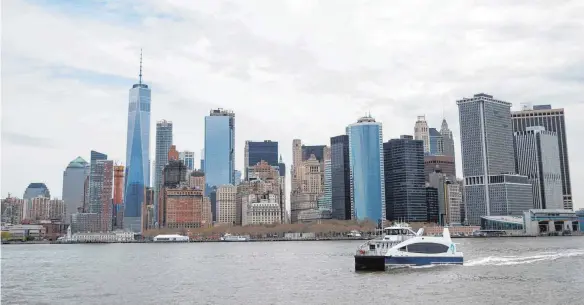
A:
[{"xmin": 2, "ymin": 1, "xmax": 584, "ymax": 210}]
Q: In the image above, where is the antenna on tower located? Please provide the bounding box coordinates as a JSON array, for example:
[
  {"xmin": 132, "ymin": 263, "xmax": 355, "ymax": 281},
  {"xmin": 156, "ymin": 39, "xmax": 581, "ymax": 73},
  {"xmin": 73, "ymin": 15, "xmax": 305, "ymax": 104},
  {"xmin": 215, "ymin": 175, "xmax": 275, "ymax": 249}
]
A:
[{"xmin": 139, "ymin": 48, "xmax": 143, "ymax": 85}]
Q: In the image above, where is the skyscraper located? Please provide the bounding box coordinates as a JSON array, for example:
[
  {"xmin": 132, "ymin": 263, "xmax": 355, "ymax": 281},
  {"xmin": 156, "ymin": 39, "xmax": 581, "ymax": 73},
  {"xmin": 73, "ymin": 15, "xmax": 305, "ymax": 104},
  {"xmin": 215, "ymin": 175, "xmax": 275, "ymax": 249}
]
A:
[
  {"xmin": 428, "ymin": 128, "xmax": 444, "ymax": 156},
  {"xmin": 330, "ymin": 135, "xmax": 351, "ymax": 220},
  {"xmin": 204, "ymin": 108, "xmax": 235, "ymax": 193},
  {"xmin": 124, "ymin": 52, "xmax": 151, "ymax": 232},
  {"xmin": 179, "ymin": 150, "xmax": 195, "ymax": 171},
  {"xmin": 244, "ymin": 140, "xmax": 278, "ymax": 180},
  {"xmin": 384, "ymin": 135, "xmax": 427, "ymax": 222},
  {"xmin": 512, "ymin": 105, "xmax": 573, "ymax": 210},
  {"xmin": 62, "ymin": 157, "xmax": 90, "ymax": 224},
  {"xmin": 23, "ymin": 183, "xmax": 50, "ymax": 200},
  {"xmin": 113, "ymin": 165, "xmax": 124, "ymax": 229},
  {"xmin": 347, "ymin": 115, "xmax": 385, "ymax": 224},
  {"xmin": 89, "ymin": 159, "xmax": 114, "ymax": 231},
  {"xmin": 88, "ymin": 151, "xmax": 107, "ymax": 216},
  {"xmin": 440, "ymin": 119, "xmax": 455, "ymax": 158},
  {"xmin": 514, "ymin": 126, "xmax": 563, "ymax": 209},
  {"xmin": 414, "ymin": 115, "xmax": 430, "ymax": 154},
  {"xmin": 457, "ymin": 93, "xmax": 533, "ymax": 225},
  {"xmin": 154, "ymin": 120, "xmax": 173, "ymax": 190}
]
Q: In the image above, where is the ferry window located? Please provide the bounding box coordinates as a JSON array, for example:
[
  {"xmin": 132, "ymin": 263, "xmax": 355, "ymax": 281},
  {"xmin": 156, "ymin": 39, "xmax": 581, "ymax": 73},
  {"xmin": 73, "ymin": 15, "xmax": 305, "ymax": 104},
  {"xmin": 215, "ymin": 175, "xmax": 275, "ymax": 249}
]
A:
[
  {"xmin": 398, "ymin": 246, "xmax": 406, "ymax": 252},
  {"xmin": 406, "ymin": 243, "xmax": 449, "ymax": 254}
]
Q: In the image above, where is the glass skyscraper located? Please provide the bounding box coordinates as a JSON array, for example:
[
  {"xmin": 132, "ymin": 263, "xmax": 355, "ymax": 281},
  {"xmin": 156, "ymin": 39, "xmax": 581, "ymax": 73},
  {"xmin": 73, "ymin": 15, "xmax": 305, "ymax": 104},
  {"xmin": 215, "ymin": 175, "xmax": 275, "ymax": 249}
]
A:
[
  {"xmin": 428, "ymin": 128, "xmax": 444, "ymax": 156},
  {"xmin": 384, "ymin": 136, "xmax": 427, "ymax": 222},
  {"xmin": 330, "ymin": 135, "xmax": 351, "ymax": 220},
  {"xmin": 245, "ymin": 140, "xmax": 278, "ymax": 180},
  {"xmin": 204, "ymin": 109, "xmax": 235, "ymax": 194},
  {"xmin": 123, "ymin": 58, "xmax": 151, "ymax": 232},
  {"xmin": 62, "ymin": 157, "xmax": 90, "ymax": 224},
  {"xmin": 347, "ymin": 116, "xmax": 385, "ymax": 224}
]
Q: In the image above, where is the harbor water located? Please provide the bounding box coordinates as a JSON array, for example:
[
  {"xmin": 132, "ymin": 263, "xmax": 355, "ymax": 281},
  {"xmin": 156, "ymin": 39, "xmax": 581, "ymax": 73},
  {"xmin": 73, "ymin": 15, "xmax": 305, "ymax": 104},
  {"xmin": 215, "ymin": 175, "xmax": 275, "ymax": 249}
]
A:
[{"xmin": 2, "ymin": 236, "xmax": 583, "ymax": 305}]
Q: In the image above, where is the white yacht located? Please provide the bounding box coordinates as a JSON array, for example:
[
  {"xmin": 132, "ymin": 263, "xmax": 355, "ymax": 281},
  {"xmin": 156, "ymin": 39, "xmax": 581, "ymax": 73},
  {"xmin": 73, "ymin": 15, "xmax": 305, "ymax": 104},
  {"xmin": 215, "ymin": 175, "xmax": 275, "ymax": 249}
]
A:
[
  {"xmin": 354, "ymin": 224, "xmax": 463, "ymax": 271},
  {"xmin": 221, "ymin": 233, "xmax": 250, "ymax": 242}
]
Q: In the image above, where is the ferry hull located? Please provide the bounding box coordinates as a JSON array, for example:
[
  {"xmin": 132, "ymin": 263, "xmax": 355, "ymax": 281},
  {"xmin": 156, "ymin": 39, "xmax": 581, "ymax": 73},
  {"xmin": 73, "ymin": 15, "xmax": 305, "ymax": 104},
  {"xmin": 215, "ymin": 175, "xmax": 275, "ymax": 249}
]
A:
[
  {"xmin": 354, "ymin": 255, "xmax": 386, "ymax": 271},
  {"xmin": 385, "ymin": 256, "xmax": 463, "ymax": 266}
]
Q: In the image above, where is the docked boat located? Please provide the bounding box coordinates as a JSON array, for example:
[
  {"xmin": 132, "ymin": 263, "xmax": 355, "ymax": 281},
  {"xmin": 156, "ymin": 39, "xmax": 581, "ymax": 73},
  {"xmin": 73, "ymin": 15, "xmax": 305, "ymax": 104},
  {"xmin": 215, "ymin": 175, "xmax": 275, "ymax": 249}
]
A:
[
  {"xmin": 354, "ymin": 224, "xmax": 463, "ymax": 271},
  {"xmin": 221, "ymin": 233, "xmax": 250, "ymax": 242},
  {"xmin": 153, "ymin": 234, "xmax": 189, "ymax": 242}
]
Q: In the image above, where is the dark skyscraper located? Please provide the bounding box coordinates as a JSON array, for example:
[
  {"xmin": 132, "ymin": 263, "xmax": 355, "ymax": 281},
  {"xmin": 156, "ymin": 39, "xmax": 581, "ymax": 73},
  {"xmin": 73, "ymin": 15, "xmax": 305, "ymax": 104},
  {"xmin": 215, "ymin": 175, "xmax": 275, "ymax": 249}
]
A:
[
  {"xmin": 245, "ymin": 140, "xmax": 278, "ymax": 180},
  {"xmin": 23, "ymin": 183, "xmax": 51, "ymax": 200},
  {"xmin": 384, "ymin": 135, "xmax": 427, "ymax": 222},
  {"xmin": 302, "ymin": 145, "xmax": 326, "ymax": 162},
  {"xmin": 512, "ymin": 105, "xmax": 573, "ymax": 210},
  {"xmin": 330, "ymin": 135, "xmax": 351, "ymax": 220}
]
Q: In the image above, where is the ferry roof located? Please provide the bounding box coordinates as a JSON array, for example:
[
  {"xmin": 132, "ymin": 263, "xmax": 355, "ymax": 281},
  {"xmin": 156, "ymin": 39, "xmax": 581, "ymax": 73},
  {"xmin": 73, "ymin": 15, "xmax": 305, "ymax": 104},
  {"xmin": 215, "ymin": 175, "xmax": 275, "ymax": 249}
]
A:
[{"xmin": 154, "ymin": 234, "xmax": 187, "ymax": 238}]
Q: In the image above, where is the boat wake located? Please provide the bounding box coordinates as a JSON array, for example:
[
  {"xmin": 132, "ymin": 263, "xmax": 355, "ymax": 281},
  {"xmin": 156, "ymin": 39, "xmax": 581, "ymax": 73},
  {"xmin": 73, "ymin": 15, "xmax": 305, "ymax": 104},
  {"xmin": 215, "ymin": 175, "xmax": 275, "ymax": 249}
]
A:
[{"xmin": 464, "ymin": 250, "xmax": 584, "ymax": 267}]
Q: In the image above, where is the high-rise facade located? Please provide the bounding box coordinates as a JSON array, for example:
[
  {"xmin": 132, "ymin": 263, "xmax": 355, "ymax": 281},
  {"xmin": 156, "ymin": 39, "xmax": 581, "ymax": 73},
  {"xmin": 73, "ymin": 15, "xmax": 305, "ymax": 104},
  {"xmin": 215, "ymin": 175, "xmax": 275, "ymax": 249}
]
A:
[
  {"xmin": 290, "ymin": 139, "xmax": 325, "ymax": 223},
  {"xmin": 330, "ymin": 135, "xmax": 351, "ymax": 220},
  {"xmin": 414, "ymin": 115, "xmax": 430, "ymax": 154},
  {"xmin": 512, "ymin": 105, "xmax": 573, "ymax": 210},
  {"xmin": 88, "ymin": 158, "xmax": 114, "ymax": 231},
  {"xmin": 423, "ymin": 155, "xmax": 456, "ymax": 182},
  {"xmin": 124, "ymin": 56, "xmax": 151, "ymax": 232},
  {"xmin": 62, "ymin": 157, "xmax": 90, "ymax": 224},
  {"xmin": 216, "ymin": 184, "xmax": 237, "ymax": 224},
  {"xmin": 179, "ymin": 150, "xmax": 195, "ymax": 171},
  {"xmin": 457, "ymin": 93, "xmax": 533, "ymax": 225},
  {"xmin": 440, "ymin": 119, "xmax": 456, "ymax": 158},
  {"xmin": 347, "ymin": 116, "xmax": 385, "ymax": 223},
  {"xmin": 428, "ymin": 128, "xmax": 444, "ymax": 156},
  {"xmin": 154, "ymin": 120, "xmax": 173, "ymax": 215},
  {"xmin": 204, "ymin": 108, "xmax": 235, "ymax": 193},
  {"xmin": 514, "ymin": 126, "xmax": 563, "ymax": 210},
  {"xmin": 244, "ymin": 140, "xmax": 278, "ymax": 180},
  {"xmin": 384, "ymin": 135, "xmax": 427, "ymax": 222},
  {"xmin": 23, "ymin": 183, "xmax": 50, "ymax": 200},
  {"xmin": 113, "ymin": 165, "xmax": 124, "ymax": 229},
  {"xmin": 88, "ymin": 151, "xmax": 107, "ymax": 216}
]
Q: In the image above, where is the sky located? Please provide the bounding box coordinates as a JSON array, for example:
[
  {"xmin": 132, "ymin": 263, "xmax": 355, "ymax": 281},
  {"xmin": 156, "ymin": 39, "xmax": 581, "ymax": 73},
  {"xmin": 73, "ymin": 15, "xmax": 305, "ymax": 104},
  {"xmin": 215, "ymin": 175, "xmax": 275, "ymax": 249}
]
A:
[{"xmin": 1, "ymin": 0, "xmax": 583, "ymax": 210}]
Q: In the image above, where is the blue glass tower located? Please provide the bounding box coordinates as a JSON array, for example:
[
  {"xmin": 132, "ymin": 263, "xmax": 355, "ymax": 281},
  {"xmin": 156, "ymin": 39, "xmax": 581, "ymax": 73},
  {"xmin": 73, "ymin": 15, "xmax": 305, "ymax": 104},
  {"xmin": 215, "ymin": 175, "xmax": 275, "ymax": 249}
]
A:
[
  {"xmin": 123, "ymin": 52, "xmax": 151, "ymax": 232},
  {"xmin": 204, "ymin": 108, "xmax": 235, "ymax": 194},
  {"xmin": 347, "ymin": 116, "xmax": 385, "ymax": 224},
  {"xmin": 428, "ymin": 128, "xmax": 444, "ymax": 156}
]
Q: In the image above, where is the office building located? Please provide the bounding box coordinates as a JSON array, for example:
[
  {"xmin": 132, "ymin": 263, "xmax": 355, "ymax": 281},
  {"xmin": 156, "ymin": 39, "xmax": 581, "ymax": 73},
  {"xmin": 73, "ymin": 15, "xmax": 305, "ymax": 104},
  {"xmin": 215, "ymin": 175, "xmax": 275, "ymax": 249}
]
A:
[
  {"xmin": 423, "ymin": 155, "xmax": 456, "ymax": 182},
  {"xmin": 189, "ymin": 170, "xmax": 206, "ymax": 192},
  {"xmin": 234, "ymin": 170, "xmax": 242, "ymax": 186},
  {"xmin": 89, "ymin": 159, "xmax": 113, "ymax": 231},
  {"xmin": 216, "ymin": 184, "xmax": 237, "ymax": 224},
  {"xmin": 428, "ymin": 128, "xmax": 444, "ymax": 156},
  {"xmin": 62, "ymin": 157, "xmax": 90, "ymax": 224},
  {"xmin": 330, "ymin": 135, "xmax": 351, "ymax": 220},
  {"xmin": 414, "ymin": 115, "xmax": 430, "ymax": 154},
  {"xmin": 245, "ymin": 140, "xmax": 278, "ymax": 180},
  {"xmin": 514, "ymin": 126, "xmax": 563, "ymax": 209},
  {"xmin": 290, "ymin": 154, "xmax": 323, "ymax": 223},
  {"xmin": 88, "ymin": 151, "xmax": 107, "ymax": 214},
  {"xmin": 512, "ymin": 105, "xmax": 573, "ymax": 210},
  {"xmin": 141, "ymin": 187, "xmax": 155, "ymax": 231},
  {"xmin": 179, "ymin": 150, "xmax": 195, "ymax": 171},
  {"xmin": 168, "ymin": 145, "xmax": 179, "ymax": 161},
  {"xmin": 428, "ymin": 172, "xmax": 462, "ymax": 225},
  {"xmin": 457, "ymin": 93, "xmax": 533, "ymax": 225},
  {"xmin": 70, "ymin": 213, "xmax": 100, "ymax": 233},
  {"xmin": 384, "ymin": 135, "xmax": 427, "ymax": 222},
  {"xmin": 157, "ymin": 160, "xmax": 188, "ymax": 226},
  {"xmin": 321, "ymin": 159, "xmax": 332, "ymax": 211},
  {"xmin": 425, "ymin": 187, "xmax": 439, "ymax": 223},
  {"xmin": 204, "ymin": 108, "xmax": 235, "ymax": 193},
  {"xmin": 164, "ymin": 188, "xmax": 211, "ymax": 229},
  {"xmin": 200, "ymin": 149, "xmax": 205, "ymax": 172},
  {"xmin": 124, "ymin": 54, "xmax": 151, "ymax": 232},
  {"xmin": 23, "ymin": 183, "xmax": 50, "ymax": 200},
  {"xmin": 154, "ymin": 120, "xmax": 173, "ymax": 223},
  {"xmin": 347, "ymin": 115, "xmax": 385, "ymax": 223},
  {"xmin": 440, "ymin": 119, "xmax": 456, "ymax": 158},
  {"xmin": 113, "ymin": 165, "xmax": 124, "ymax": 229}
]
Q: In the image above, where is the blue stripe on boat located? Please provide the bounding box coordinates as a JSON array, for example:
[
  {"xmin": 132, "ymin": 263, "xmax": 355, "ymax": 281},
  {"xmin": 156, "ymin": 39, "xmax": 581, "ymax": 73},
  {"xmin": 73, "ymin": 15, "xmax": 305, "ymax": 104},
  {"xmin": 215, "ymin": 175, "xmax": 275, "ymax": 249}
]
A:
[{"xmin": 385, "ymin": 256, "xmax": 463, "ymax": 265}]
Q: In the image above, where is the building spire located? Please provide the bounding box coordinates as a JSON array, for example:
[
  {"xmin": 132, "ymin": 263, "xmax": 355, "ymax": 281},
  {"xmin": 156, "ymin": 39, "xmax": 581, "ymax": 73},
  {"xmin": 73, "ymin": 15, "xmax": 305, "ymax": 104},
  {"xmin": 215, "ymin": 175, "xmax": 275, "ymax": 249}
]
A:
[{"xmin": 139, "ymin": 48, "xmax": 143, "ymax": 85}]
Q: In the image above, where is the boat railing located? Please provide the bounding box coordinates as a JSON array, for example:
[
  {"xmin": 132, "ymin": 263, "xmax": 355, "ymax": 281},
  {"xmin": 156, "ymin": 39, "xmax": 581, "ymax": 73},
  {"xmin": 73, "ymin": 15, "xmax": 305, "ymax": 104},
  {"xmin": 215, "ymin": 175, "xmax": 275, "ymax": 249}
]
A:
[{"xmin": 355, "ymin": 234, "xmax": 417, "ymax": 256}]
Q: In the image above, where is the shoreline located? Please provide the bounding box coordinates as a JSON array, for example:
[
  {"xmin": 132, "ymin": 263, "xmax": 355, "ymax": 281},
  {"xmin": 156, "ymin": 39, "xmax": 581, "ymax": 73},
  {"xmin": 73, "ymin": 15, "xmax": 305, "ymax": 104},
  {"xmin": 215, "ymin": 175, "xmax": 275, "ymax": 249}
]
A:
[{"xmin": 3, "ymin": 234, "xmax": 582, "ymax": 245}]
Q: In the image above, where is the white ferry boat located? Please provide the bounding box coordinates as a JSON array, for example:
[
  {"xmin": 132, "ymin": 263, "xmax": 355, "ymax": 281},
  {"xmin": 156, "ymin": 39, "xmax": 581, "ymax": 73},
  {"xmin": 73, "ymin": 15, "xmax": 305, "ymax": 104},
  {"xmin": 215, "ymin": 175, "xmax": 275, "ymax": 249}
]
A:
[
  {"xmin": 153, "ymin": 234, "xmax": 189, "ymax": 242},
  {"xmin": 221, "ymin": 233, "xmax": 250, "ymax": 242},
  {"xmin": 354, "ymin": 224, "xmax": 463, "ymax": 271}
]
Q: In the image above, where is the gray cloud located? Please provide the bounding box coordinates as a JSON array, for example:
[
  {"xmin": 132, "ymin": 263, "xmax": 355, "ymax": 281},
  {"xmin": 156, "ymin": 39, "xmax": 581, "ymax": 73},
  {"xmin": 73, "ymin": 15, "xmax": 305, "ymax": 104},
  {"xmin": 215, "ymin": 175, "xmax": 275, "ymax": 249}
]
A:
[{"xmin": 2, "ymin": 132, "xmax": 56, "ymax": 149}]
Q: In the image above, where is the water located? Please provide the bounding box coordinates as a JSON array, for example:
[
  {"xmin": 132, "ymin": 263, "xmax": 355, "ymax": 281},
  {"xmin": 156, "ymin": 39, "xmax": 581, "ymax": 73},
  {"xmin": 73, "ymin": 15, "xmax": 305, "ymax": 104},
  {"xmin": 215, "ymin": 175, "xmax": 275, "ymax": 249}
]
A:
[{"xmin": 2, "ymin": 237, "xmax": 584, "ymax": 305}]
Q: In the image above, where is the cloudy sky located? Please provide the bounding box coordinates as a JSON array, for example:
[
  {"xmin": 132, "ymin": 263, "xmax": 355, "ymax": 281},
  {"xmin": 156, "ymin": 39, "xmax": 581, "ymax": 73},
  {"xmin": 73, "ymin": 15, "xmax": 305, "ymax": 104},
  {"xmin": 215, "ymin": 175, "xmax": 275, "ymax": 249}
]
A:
[{"xmin": 2, "ymin": 0, "xmax": 583, "ymax": 209}]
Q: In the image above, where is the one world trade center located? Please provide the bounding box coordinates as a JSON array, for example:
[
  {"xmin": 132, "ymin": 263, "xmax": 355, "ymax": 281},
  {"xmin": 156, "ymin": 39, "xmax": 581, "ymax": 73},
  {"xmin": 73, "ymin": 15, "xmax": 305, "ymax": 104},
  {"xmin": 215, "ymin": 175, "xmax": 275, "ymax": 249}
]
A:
[{"xmin": 124, "ymin": 51, "xmax": 151, "ymax": 232}]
